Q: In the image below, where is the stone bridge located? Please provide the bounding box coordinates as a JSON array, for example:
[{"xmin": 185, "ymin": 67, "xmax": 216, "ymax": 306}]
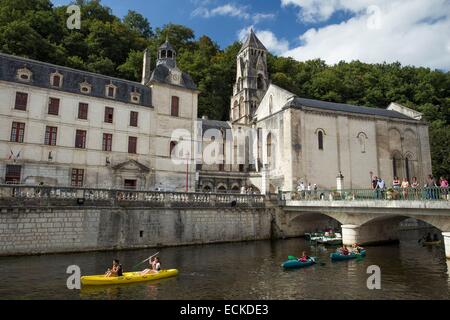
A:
[{"xmin": 279, "ymin": 198, "xmax": 450, "ymax": 259}]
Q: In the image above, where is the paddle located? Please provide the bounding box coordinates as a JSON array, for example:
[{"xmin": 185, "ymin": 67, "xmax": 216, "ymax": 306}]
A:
[
  {"xmin": 132, "ymin": 251, "xmax": 160, "ymax": 271},
  {"xmin": 311, "ymin": 256, "xmax": 326, "ymax": 266}
]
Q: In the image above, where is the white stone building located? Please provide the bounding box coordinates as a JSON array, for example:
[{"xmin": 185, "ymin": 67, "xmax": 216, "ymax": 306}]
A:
[
  {"xmin": 0, "ymin": 40, "xmax": 198, "ymax": 191},
  {"xmin": 198, "ymin": 30, "xmax": 432, "ymax": 193},
  {"xmin": 0, "ymin": 31, "xmax": 432, "ymax": 193}
]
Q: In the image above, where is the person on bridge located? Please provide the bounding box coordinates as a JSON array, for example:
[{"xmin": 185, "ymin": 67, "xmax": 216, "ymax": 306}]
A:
[
  {"xmin": 393, "ymin": 177, "xmax": 401, "ymax": 189},
  {"xmin": 401, "ymin": 178, "xmax": 410, "ymax": 199},
  {"xmin": 425, "ymin": 233, "xmax": 432, "ymax": 242},
  {"xmin": 433, "ymin": 234, "xmax": 440, "ymax": 242},
  {"xmin": 440, "ymin": 177, "xmax": 448, "ymax": 200},
  {"xmin": 376, "ymin": 178, "xmax": 386, "ymax": 199}
]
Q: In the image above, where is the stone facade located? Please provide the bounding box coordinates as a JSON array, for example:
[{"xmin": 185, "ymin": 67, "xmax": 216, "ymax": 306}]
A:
[
  {"xmin": 0, "ymin": 40, "xmax": 198, "ymax": 191},
  {"xmin": 0, "ymin": 30, "xmax": 432, "ymax": 195},
  {"xmin": 0, "ymin": 206, "xmax": 272, "ymax": 256}
]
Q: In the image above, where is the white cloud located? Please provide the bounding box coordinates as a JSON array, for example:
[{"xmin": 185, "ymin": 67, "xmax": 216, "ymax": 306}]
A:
[
  {"xmin": 192, "ymin": 3, "xmax": 276, "ymax": 24},
  {"xmin": 282, "ymin": 0, "xmax": 450, "ymax": 69},
  {"xmin": 192, "ymin": 4, "xmax": 250, "ymax": 19},
  {"xmin": 253, "ymin": 13, "xmax": 276, "ymax": 24},
  {"xmin": 281, "ymin": 0, "xmax": 388, "ymax": 23},
  {"xmin": 238, "ymin": 26, "xmax": 290, "ymax": 55}
]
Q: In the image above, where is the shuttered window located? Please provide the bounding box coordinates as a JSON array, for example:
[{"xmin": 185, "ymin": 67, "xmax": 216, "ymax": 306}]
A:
[
  {"xmin": 44, "ymin": 126, "xmax": 57, "ymax": 146},
  {"xmin": 75, "ymin": 130, "xmax": 86, "ymax": 149},
  {"xmin": 171, "ymin": 96, "xmax": 179, "ymax": 117},
  {"xmin": 103, "ymin": 133, "xmax": 113, "ymax": 151},
  {"xmin": 128, "ymin": 136, "xmax": 137, "ymax": 154},
  {"xmin": 14, "ymin": 92, "xmax": 28, "ymax": 110},
  {"xmin": 10, "ymin": 122, "xmax": 25, "ymax": 143},
  {"xmin": 130, "ymin": 111, "xmax": 138, "ymax": 127},
  {"xmin": 48, "ymin": 97, "xmax": 60, "ymax": 115},
  {"xmin": 78, "ymin": 103, "xmax": 88, "ymax": 119}
]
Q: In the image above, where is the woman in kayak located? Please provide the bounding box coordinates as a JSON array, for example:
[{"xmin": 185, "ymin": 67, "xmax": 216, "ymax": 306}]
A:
[
  {"xmin": 139, "ymin": 257, "xmax": 153, "ymax": 275},
  {"xmin": 298, "ymin": 251, "xmax": 310, "ymax": 262},
  {"xmin": 351, "ymin": 243, "xmax": 364, "ymax": 254},
  {"xmin": 105, "ymin": 259, "xmax": 123, "ymax": 277},
  {"xmin": 338, "ymin": 245, "xmax": 349, "ymax": 256},
  {"xmin": 140, "ymin": 257, "xmax": 161, "ymax": 275}
]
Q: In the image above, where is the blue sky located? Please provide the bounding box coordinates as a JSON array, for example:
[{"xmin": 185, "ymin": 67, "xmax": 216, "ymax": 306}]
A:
[{"xmin": 52, "ymin": 0, "xmax": 450, "ymax": 70}]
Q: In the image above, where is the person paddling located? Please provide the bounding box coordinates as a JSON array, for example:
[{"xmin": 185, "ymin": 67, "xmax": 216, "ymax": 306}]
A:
[
  {"xmin": 298, "ymin": 251, "xmax": 310, "ymax": 262},
  {"xmin": 140, "ymin": 256, "xmax": 161, "ymax": 275},
  {"xmin": 339, "ymin": 245, "xmax": 349, "ymax": 256},
  {"xmin": 105, "ymin": 259, "xmax": 123, "ymax": 277},
  {"xmin": 140, "ymin": 257, "xmax": 155, "ymax": 275}
]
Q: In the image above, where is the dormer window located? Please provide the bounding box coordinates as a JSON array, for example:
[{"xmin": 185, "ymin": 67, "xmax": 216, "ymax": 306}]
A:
[
  {"xmin": 130, "ymin": 91, "xmax": 141, "ymax": 104},
  {"xmin": 16, "ymin": 68, "xmax": 32, "ymax": 82},
  {"xmin": 105, "ymin": 83, "xmax": 117, "ymax": 98},
  {"xmin": 50, "ymin": 72, "xmax": 63, "ymax": 88},
  {"xmin": 79, "ymin": 81, "xmax": 92, "ymax": 94}
]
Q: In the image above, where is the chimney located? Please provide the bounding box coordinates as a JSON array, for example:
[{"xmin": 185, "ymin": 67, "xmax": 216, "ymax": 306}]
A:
[{"xmin": 141, "ymin": 49, "xmax": 151, "ymax": 85}]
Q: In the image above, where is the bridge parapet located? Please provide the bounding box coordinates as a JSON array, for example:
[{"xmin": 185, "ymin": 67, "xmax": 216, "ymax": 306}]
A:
[
  {"xmin": 280, "ymin": 187, "xmax": 449, "ymax": 202},
  {"xmin": 0, "ymin": 184, "xmax": 265, "ymax": 209}
]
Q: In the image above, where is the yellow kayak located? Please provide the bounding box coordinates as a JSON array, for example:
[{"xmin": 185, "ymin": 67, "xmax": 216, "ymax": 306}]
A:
[{"xmin": 81, "ymin": 269, "xmax": 178, "ymax": 286}]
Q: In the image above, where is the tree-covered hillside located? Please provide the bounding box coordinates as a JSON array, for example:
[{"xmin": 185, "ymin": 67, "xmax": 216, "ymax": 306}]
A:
[{"xmin": 0, "ymin": 0, "xmax": 448, "ymax": 178}]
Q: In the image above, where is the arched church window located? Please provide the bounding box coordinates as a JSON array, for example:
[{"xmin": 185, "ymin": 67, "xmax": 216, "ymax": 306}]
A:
[
  {"xmin": 357, "ymin": 132, "xmax": 368, "ymax": 153},
  {"xmin": 392, "ymin": 152, "xmax": 402, "ymax": 178},
  {"xmin": 405, "ymin": 157, "xmax": 410, "ymax": 182},
  {"xmin": 269, "ymin": 95, "xmax": 273, "ymax": 115},
  {"xmin": 257, "ymin": 74, "xmax": 265, "ymax": 90},
  {"xmin": 239, "ymin": 97, "xmax": 244, "ymax": 118},
  {"xmin": 233, "ymin": 101, "xmax": 239, "ymax": 120},
  {"xmin": 318, "ymin": 131, "xmax": 324, "ymax": 150},
  {"xmin": 170, "ymin": 141, "xmax": 177, "ymax": 158},
  {"xmin": 237, "ymin": 77, "xmax": 241, "ymax": 91},
  {"xmin": 267, "ymin": 132, "xmax": 272, "ymax": 160}
]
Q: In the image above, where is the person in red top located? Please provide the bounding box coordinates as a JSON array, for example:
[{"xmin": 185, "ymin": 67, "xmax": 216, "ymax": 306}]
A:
[
  {"xmin": 298, "ymin": 251, "xmax": 309, "ymax": 262},
  {"xmin": 339, "ymin": 245, "xmax": 349, "ymax": 256}
]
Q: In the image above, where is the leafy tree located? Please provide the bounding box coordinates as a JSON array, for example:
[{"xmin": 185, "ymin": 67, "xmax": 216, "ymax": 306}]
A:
[
  {"xmin": 123, "ymin": 10, "xmax": 153, "ymax": 38},
  {"xmin": 0, "ymin": 0, "xmax": 447, "ymax": 178}
]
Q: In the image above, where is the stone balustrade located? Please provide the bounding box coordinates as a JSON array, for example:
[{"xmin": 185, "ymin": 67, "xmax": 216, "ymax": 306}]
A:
[{"xmin": 0, "ymin": 184, "xmax": 265, "ymax": 208}]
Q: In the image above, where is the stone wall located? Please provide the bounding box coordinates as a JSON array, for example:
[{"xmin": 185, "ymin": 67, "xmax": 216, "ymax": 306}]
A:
[{"xmin": 0, "ymin": 206, "xmax": 272, "ymax": 256}]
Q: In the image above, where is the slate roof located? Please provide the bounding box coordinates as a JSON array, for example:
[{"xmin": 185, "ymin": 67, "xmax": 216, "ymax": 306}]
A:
[
  {"xmin": 285, "ymin": 97, "xmax": 415, "ymax": 121},
  {"xmin": 159, "ymin": 40, "xmax": 176, "ymax": 52},
  {"xmin": 0, "ymin": 52, "xmax": 152, "ymax": 107},
  {"xmin": 239, "ymin": 29, "xmax": 267, "ymax": 53},
  {"xmin": 150, "ymin": 63, "xmax": 197, "ymax": 90},
  {"xmin": 201, "ymin": 119, "xmax": 231, "ymax": 131}
]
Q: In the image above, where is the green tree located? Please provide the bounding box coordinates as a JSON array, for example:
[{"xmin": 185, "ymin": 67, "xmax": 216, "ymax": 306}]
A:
[{"xmin": 123, "ymin": 10, "xmax": 153, "ymax": 38}]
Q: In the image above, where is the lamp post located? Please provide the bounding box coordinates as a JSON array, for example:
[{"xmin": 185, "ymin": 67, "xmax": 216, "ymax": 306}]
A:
[{"xmin": 185, "ymin": 150, "xmax": 190, "ymax": 192}]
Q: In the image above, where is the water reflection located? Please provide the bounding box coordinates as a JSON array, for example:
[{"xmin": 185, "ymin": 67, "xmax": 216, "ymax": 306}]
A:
[{"xmin": 0, "ymin": 234, "xmax": 449, "ymax": 300}]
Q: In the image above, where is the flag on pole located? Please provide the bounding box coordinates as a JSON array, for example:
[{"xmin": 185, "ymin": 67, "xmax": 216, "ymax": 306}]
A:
[{"xmin": 8, "ymin": 150, "xmax": 13, "ymax": 160}]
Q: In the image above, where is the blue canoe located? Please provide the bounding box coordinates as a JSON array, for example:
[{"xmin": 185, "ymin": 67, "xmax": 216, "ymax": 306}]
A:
[
  {"xmin": 330, "ymin": 250, "xmax": 366, "ymax": 261},
  {"xmin": 282, "ymin": 257, "xmax": 316, "ymax": 269}
]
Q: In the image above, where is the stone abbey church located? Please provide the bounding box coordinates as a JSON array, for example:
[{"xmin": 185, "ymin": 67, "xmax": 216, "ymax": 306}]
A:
[{"xmin": 0, "ymin": 30, "xmax": 432, "ymax": 193}]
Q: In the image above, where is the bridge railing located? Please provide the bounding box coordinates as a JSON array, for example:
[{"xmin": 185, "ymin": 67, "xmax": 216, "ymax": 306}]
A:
[
  {"xmin": 279, "ymin": 187, "xmax": 450, "ymax": 202},
  {"xmin": 0, "ymin": 184, "xmax": 265, "ymax": 208}
]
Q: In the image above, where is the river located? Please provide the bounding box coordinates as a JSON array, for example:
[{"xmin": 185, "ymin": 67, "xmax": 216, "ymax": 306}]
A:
[{"xmin": 0, "ymin": 228, "xmax": 449, "ymax": 300}]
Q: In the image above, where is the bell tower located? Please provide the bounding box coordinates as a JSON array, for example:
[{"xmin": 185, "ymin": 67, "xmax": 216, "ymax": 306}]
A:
[{"xmin": 230, "ymin": 29, "xmax": 269, "ymax": 125}]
